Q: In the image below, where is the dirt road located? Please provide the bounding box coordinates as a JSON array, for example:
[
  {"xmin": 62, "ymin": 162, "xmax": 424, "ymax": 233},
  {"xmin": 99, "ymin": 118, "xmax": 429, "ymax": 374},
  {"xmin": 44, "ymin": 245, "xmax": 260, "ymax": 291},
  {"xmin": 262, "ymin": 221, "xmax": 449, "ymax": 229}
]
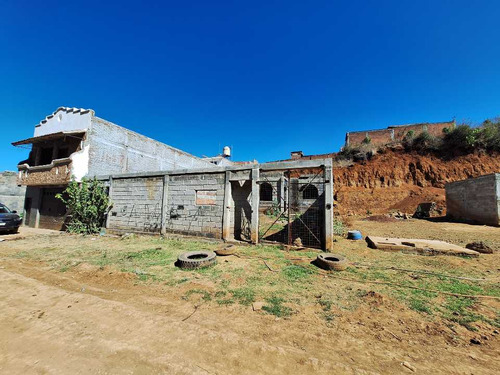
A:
[
  {"xmin": 1, "ymin": 223, "xmax": 499, "ymax": 374},
  {"xmin": 1, "ymin": 258, "xmax": 498, "ymax": 374}
]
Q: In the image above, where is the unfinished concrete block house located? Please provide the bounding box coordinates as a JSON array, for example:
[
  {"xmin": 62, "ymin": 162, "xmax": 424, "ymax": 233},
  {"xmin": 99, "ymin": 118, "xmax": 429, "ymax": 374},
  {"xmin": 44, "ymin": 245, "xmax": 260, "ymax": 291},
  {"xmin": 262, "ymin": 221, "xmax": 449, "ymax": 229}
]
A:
[
  {"xmin": 13, "ymin": 107, "xmax": 214, "ymax": 230},
  {"xmin": 446, "ymin": 173, "xmax": 500, "ymax": 226},
  {"xmin": 13, "ymin": 107, "xmax": 335, "ymax": 250},
  {"xmin": 100, "ymin": 158, "xmax": 334, "ymax": 250}
]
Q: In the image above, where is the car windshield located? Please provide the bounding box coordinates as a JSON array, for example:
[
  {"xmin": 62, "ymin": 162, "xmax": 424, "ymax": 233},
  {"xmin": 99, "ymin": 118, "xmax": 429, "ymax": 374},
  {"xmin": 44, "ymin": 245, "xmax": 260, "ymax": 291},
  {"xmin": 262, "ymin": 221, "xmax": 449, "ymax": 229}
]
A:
[{"xmin": 0, "ymin": 205, "xmax": 12, "ymax": 214}]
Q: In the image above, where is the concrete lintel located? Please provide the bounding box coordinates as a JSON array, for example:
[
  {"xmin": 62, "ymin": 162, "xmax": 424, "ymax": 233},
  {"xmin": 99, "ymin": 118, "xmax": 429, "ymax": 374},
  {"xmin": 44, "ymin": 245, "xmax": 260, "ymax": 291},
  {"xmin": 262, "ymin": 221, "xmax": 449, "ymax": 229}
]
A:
[{"xmin": 94, "ymin": 158, "xmax": 332, "ymax": 181}]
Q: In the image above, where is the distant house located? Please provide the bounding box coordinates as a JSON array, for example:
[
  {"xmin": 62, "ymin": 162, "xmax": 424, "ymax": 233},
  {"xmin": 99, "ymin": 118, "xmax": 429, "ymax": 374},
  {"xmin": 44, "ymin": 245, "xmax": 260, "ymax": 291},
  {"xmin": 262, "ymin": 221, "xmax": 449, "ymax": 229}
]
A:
[
  {"xmin": 0, "ymin": 171, "xmax": 26, "ymax": 213},
  {"xmin": 345, "ymin": 120, "xmax": 455, "ymax": 148},
  {"xmin": 12, "ymin": 107, "xmax": 215, "ymax": 230}
]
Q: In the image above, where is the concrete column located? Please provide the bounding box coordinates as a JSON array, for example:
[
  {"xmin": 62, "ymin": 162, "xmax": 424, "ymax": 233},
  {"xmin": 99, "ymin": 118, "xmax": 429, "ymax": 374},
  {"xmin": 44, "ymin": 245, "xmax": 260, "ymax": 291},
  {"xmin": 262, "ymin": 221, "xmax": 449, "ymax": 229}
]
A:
[
  {"xmin": 161, "ymin": 174, "xmax": 169, "ymax": 235},
  {"xmin": 222, "ymin": 171, "xmax": 232, "ymax": 241},
  {"xmin": 279, "ymin": 176, "xmax": 285, "ymax": 210},
  {"xmin": 251, "ymin": 167, "xmax": 260, "ymax": 244},
  {"xmin": 34, "ymin": 187, "xmax": 42, "ymax": 229},
  {"xmin": 105, "ymin": 177, "xmax": 113, "ymax": 229},
  {"xmin": 324, "ymin": 166, "xmax": 334, "ymax": 251}
]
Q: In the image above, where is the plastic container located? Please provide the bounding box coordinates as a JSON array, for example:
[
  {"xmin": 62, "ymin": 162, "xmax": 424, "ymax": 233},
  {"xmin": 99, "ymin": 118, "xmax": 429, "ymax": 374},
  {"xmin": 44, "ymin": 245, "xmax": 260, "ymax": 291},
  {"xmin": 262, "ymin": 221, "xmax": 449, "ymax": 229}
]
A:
[{"xmin": 347, "ymin": 230, "xmax": 362, "ymax": 240}]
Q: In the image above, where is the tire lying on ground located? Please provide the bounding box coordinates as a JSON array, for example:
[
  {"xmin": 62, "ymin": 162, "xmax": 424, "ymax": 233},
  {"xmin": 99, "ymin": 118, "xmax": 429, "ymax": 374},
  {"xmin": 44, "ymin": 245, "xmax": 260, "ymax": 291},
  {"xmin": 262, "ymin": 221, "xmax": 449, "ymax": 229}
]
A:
[
  {"xmin": 215, "ymin": 244, "xmax": 236, "ymax": 256},
  {"xmin": 177, "ymin": 251, "xmax": 217, "ymax": 269},
  {"xmin": 316, "ymin": 253, "xmax": 348, "ymax": 271}
]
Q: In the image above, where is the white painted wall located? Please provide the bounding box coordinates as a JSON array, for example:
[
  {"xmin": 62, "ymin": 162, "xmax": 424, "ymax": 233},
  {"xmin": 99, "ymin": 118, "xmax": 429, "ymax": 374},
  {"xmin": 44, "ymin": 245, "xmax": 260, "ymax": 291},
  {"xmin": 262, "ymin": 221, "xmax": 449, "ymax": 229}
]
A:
[
  {"xmin": 34, "ymin": 108, "xmax": 92, "ymax": 137},
  {"xmin": 70, "ymin": 144, "xmax": 90, "ymax": 181}
]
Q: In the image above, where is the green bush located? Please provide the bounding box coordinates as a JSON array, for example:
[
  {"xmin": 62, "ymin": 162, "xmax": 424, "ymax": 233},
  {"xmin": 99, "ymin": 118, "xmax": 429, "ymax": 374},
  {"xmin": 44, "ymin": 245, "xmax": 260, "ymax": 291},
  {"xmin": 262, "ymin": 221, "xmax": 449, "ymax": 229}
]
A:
[
  {"xmin": 405, "ymin": 130, "xmax": 415, "ymax": 139},
  {"xmin": 411, "ymin": 131, "xmax": 441, "ymax": 152},
  {"xmin": 480, "ymin": 120, "xmax": 500, "ymax": 151},
  {"xmin": 56, "ymin": 178, "xmax": 111, "ymax": 234},
  {"xmin": 362, "ymin": 136, "xmax": 371, "ymax": 144},
  {"xmin": 443, "ymin": 124, "xmax": 478, "ymax": 153},
  {"xmin": 337, "ymin": 145, "xmax": 360, "ymax": 160}
]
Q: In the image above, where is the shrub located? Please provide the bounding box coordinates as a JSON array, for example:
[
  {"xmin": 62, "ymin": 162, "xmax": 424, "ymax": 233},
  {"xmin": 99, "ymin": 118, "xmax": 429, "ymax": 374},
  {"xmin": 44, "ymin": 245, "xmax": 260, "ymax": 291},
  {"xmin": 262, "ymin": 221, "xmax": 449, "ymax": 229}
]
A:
[
  {"xmin": 443, "ymin": 124, "xmax": 477, "ymax": 153},
  {"xmin": 480, "ymin": 120, "xmax": 500, "ymax": 151},
  {"xmin": 362, "ymin": 136, "xmax": 371, "ymax": 144},
  {"xmin": 410, "ymin": 131, "xmax": 441, "ymax": 153},
  {"xmin": 337, "ymin": 145, "xmax": 360, "ymax": 160},
  {"xmin": 56, "ymin": 178, "xmax": 111, "ymax": 234}
]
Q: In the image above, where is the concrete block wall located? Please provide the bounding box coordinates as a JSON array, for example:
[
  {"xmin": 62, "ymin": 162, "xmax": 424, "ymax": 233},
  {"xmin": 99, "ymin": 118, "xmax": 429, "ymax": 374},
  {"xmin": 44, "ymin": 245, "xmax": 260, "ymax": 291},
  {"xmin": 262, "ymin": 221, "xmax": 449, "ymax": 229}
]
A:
[
  {"xmin": 166, "ymin": 173, "xmax": 225, "ymax": 238},
  {"xmin": 0, "ymin": 171, "xmax": 26, "ymax": 212},
  {"xmin": 102, "ymin": 158, "xmax": 334, "ymax": 248},
  {"xmin": 107, "ymin": 172, "xmax": 225, "ymax": 237},
  {"xmin": 446, "ymin": 173, "xmax": 500, "ymax": 226},
  {"xmin": 107, "ymin": 177, "xmax": 164, "ymax": 233}
]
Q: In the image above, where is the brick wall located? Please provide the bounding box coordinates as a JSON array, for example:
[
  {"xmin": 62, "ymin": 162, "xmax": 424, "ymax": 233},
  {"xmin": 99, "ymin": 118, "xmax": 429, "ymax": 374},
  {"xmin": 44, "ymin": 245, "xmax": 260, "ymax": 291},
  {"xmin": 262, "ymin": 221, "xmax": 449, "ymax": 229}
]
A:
[
  {"xmin": 346, "ymin": 121, "xmax": 455, "ymax": 148},
  {"xmin": 446, "ymin": 173, "xmax": 500, "ymax": 226}
]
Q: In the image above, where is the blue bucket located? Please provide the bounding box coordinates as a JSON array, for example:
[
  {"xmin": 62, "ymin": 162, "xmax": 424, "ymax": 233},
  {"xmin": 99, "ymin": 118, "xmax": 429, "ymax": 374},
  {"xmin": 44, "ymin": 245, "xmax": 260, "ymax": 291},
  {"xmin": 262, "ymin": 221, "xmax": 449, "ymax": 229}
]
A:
[{"xmin": 347, "ymin": 230, "xmax": 362, "ymax": 240}]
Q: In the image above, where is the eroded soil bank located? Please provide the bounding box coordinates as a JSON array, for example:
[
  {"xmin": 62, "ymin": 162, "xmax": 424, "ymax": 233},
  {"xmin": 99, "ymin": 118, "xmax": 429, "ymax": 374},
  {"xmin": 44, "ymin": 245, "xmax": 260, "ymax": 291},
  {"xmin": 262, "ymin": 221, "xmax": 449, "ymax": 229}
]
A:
[{"xmin": 333, "ymin": 150, "xmax": 500, "ymax": 215}]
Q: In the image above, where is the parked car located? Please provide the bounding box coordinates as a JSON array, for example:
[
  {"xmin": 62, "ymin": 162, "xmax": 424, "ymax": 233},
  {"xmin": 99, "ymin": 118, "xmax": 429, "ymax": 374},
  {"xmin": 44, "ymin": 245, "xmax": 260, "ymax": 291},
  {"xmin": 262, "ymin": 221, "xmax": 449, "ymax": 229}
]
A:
[{"xmin": 0, "ymin": 203, "xmax": 22, "ymax": 234}]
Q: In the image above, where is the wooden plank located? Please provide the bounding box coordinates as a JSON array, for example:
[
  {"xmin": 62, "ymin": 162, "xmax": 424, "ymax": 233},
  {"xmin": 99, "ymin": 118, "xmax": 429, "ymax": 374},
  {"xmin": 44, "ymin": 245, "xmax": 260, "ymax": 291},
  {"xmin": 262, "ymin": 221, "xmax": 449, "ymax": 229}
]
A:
[{"xmin": 366, "ymin": 236, "xmax": 480, "ymax": 257}]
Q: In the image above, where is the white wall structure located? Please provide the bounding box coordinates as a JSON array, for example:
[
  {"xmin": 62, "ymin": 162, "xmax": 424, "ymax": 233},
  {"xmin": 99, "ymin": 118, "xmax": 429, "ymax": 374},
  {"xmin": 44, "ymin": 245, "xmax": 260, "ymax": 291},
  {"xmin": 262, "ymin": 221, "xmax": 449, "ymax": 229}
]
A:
[
  {"xmin": 87, "ymin": 116, "xmax": 213, "ymax": 176},
  {"xmin": 34, "ymin": 108, "xmax": 92, "ymax": 137}
]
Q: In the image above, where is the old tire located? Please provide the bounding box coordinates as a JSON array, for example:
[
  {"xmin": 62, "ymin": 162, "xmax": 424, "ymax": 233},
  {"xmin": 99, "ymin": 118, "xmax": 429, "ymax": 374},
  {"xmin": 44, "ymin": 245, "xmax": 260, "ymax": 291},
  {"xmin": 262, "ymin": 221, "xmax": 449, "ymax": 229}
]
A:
[
  {"xmin": 316, "ymin": 253, "xmax": 348, "ymax": 271},
  {"xmin": 215, "ymin": 245, "xmax": 236, "ymax": 256},
  {"xmin": 177, "ymin": 251, "xmax": 217, "ymax": 269}
]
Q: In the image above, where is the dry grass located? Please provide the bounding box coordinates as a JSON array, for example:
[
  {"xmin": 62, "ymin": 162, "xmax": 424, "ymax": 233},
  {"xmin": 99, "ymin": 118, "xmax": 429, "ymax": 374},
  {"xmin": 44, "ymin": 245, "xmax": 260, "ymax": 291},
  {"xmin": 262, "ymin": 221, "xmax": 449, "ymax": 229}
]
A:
[{"xmin": 2, "ymin": 218, "xmax": 500, "ymax": 328}]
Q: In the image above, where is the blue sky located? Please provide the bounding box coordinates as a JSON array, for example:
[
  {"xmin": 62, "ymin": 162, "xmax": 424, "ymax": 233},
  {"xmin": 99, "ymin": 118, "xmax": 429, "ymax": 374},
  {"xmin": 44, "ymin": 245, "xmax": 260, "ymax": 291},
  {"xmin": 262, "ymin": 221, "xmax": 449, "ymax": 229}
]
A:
[{"xmin": 1, "ymin": 0, "xmax": 499, "ymax": 170}]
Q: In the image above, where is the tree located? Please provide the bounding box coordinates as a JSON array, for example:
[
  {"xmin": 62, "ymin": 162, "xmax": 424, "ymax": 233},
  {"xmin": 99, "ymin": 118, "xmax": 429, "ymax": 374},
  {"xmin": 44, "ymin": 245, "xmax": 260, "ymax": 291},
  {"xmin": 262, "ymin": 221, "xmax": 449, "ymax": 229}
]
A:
[{"xmin": 56, "ymin": 178, "xmax": 111, "ymax": 234}]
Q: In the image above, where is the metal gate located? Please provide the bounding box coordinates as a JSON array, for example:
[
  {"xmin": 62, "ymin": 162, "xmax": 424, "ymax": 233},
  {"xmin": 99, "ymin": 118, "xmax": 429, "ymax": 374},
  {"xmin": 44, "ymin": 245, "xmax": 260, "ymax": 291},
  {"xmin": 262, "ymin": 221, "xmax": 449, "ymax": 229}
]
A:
[{"xmin": 259, "ymin": 169, "xmax": 325, "ymax": 249}]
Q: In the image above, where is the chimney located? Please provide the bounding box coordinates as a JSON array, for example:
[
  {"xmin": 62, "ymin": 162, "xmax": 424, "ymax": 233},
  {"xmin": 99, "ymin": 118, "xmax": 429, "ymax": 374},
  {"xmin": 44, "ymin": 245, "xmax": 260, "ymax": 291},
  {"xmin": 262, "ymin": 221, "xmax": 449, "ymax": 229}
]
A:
[{"xmin": 290, "ymin": 151, "xmax": 303, "ymax": 160}]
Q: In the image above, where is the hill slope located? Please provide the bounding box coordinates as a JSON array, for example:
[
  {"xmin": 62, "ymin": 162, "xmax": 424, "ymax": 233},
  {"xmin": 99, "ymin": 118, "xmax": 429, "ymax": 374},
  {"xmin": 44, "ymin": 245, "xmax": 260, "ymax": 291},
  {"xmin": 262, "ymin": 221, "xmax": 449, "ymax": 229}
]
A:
[{"xmin": 333, "ymin": 150, "xmax": 500, "ymax": 215}]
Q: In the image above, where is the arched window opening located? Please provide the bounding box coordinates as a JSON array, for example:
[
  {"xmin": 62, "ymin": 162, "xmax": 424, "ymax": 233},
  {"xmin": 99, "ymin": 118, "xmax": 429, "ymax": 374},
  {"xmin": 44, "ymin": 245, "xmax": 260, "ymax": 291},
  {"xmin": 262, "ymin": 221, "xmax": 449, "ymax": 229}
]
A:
[
  {"xmin": 302, "ymin": 184, "xmax": 318, "ymax": 200},
  {"xmin": 260, "ymin": 182, "xmax": 273, "ymax": 201}
]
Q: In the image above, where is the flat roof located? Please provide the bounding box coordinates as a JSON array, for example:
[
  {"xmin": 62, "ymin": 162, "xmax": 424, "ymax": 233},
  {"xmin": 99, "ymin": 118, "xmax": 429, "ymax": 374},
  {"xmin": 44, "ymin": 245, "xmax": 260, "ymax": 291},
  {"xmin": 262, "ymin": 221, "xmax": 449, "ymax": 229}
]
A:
[{"xmin": 12, "ymin": 130, "xmax": 86, "ymax": 146}]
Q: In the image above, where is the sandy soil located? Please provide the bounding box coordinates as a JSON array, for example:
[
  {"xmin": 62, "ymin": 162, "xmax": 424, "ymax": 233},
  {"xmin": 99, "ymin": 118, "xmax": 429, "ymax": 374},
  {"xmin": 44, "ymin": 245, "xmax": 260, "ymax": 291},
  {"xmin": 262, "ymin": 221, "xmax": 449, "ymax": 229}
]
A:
[{"xmin": 1, "ymin": 223, "xmax": 499, "ymax": 374}]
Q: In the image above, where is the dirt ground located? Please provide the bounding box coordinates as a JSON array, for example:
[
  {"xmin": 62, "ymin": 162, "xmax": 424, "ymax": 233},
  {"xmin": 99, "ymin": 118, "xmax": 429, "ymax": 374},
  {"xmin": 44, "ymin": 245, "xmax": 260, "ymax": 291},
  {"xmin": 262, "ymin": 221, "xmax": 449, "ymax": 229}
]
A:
[{"xmin": 1, "ymin": 222, "xmax": 499, "ymax": 374}]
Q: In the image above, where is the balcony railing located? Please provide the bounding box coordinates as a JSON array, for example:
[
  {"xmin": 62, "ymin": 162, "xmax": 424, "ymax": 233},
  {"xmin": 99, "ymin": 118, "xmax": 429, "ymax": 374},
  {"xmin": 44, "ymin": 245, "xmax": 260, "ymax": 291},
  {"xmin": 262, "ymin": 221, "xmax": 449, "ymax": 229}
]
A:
[{"xmin": 17, "ymin": 158, "xmax": 72, "ymax": 186}]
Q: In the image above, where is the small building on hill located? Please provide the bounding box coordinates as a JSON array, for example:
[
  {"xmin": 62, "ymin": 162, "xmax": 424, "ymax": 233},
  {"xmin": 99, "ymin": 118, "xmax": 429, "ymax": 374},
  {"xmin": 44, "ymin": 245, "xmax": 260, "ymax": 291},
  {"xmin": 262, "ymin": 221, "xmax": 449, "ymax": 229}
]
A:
[
  {"xmin": 345, "ymin": 120, "xmax": 455, "ymax": 148},
  {"xmin": 446, "ymin": 173, "xmax": 500, "ymax": 226}
]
